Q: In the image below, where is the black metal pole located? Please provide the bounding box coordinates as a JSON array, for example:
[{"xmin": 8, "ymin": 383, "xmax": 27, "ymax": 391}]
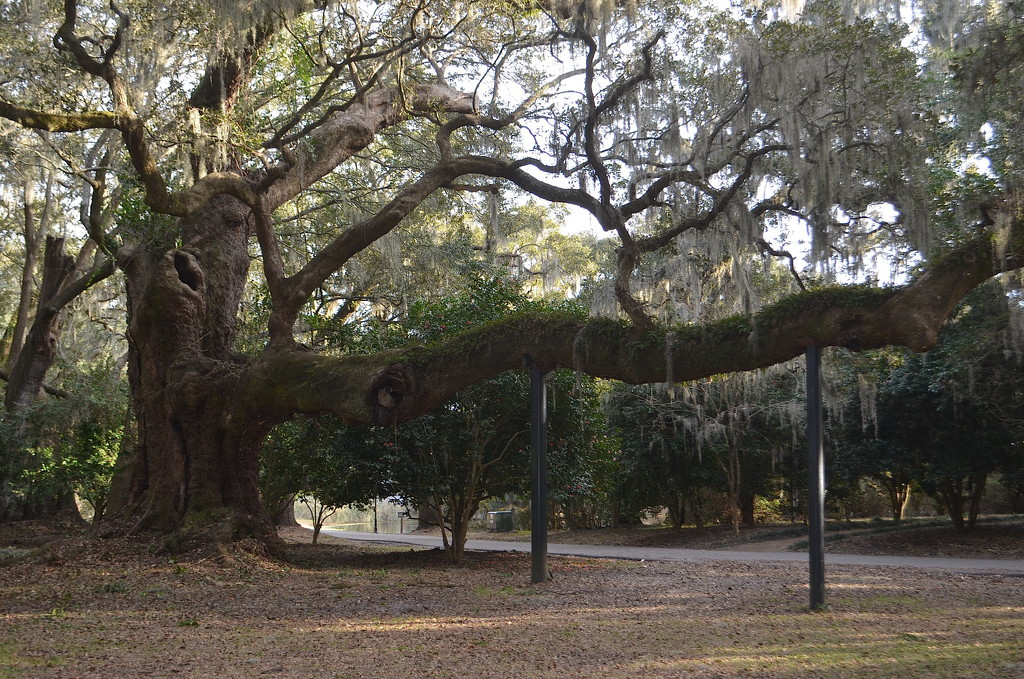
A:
[
  {"xmin": 528, "ymin": 357, "xmax": 548, "ymax": 583},
  {"xmin": 805, "ymin": 344, "xmax": 826, "ymax": 610}
]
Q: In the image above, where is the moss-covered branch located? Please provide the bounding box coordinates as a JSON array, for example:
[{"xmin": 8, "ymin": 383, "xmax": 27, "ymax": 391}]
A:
[
  {"xmin": 0, "ymin": 101, "xmax": 119, "ymax": 131},
  {"xmin": 239, "ymin": 203, "xmax": 1022, "ymax": 427}
]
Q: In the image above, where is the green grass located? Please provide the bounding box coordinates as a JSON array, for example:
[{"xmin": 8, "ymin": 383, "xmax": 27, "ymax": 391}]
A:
[
  {"xmin": 830, "ymin": 593, "xmax": 931, "ymax": 613},
  {"xmin": 569, "ymin": 606, "xmax": 1024, "ymax": 678},
  {"xmin": 0, "ymin": 642, "xmax": 40, "ymax": 678},
  {"xmin": 96, "ymin": 581, "xmax": 129, "ymax": 594}
]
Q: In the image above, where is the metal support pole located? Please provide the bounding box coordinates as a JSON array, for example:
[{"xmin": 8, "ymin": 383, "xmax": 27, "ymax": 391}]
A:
[
  {"xmin": 805, "ymin": 344, "xmax": 826, "ymax": 610},
  {"xmin": 528, "ymin": 357, "xmax": 548, "ymax": 584},
  {"xmin": 373, "ymin": 501, "xmax": 378, "ymax": 534}
]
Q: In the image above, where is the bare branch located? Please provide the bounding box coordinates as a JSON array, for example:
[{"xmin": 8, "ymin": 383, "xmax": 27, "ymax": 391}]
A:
[
  {"xmin": 756, "ymin": 237, "xmax": 807, "ymax": 291},
  {"xmin": 633, "ymin": 144, "xmax": 789, "ymax": 253},
  {"xmin": 0, "ymin": 368, "xmax": 68, "ymax": 399},
  {"xmin": 262, "ymin": 83, "xmax": 474, "ymax": 210},
  {"xmin": 435, "ymin": 67, "xmax": 585, "ymax": 158},
  {"xmin": 580, "ymin": 33, "xmax": 613, "ymax": 204}
]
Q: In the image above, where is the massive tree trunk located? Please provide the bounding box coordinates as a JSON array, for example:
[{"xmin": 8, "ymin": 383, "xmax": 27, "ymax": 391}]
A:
[{"xmin": 116, "ymin": 195, "xmax": 279, "ymax": 545}]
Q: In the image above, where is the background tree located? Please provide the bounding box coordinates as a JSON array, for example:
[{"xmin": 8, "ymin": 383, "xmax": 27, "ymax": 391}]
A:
[
  {"xmin": 392, "ymin": 370, "xmax": 529, "ymax": 564},
  {"xmin": 4, "ymin": 360, "xmax": 127, "ymax": 523},
  {"xmin": 607, "ymin": 384, "xmax": 714, "ymax": 528},
  {"xmin": 260, "ymin": 416, "xmax": 395, "ymax": 544},
  {"xmin": 836, "ymin": 283, "xmax": 1023, "ymax": 530},
  {"xmin": 544, "ymin": 371, "xmax": 615, "ymax": 530},
  {"xmin": 608, "ymin": 362, "xmax": 803, "ymax": 531},
  {"xmin": 827, "ymin": 349, "xmax": 919, "ymax": 522},
  {"xmin": 383, "ymin": 275, "xmax": 603, "ymax": 563},
  {"xmin": 0, "ymin": 104, "xmax": 121, "ymax": 520}
]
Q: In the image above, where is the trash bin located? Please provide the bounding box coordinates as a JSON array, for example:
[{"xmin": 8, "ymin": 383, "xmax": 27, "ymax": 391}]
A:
[{"xmin": 487, "ymin": 510, "xmax": 514, "ymax": 532}]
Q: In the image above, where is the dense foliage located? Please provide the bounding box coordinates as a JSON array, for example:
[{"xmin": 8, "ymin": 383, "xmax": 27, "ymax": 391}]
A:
[{"xmin": 831, "ymin": 283, "xmax": 1024, "ymax": 530}]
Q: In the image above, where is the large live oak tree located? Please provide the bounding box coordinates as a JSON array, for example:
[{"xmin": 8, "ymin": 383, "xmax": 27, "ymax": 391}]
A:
[{"xmin": 1, "ymin": 0, "xmax": 1021, "ymax": 546}]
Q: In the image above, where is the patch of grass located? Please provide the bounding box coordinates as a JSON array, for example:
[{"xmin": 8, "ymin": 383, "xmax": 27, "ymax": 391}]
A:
[
  {"xmin": 0, "ymin": 641, "xmax": 42, "ymax": 678},
  {"xmin": 860, "ymin": 594, "xmax": 930, "ymax": 613},
  {"xmin": 830, "ymin": 593, "xmax": 931, "ymax": 613},
  {"xmin": 665, "ymin": 610, "xmax": 1023, "ymax": 678},
  {"xmin": 848, "ymin": 517, "xmax": 951, "ymax": 535},
  {"xmin": 96, "ymin": 581, "xmax": 129, "ymax": 594},
  {"xmin": 335, "ymin": 567, "xmax": 362, "ymax": 578}
]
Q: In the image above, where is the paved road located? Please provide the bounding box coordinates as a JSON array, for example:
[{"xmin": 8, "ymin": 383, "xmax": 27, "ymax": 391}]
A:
[{"xmin": 319, "ymin": 528, "xmax": 1024, "ymax": 573}]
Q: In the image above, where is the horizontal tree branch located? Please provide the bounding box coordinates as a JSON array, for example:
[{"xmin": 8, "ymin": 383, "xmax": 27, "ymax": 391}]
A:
[
  {"xmin": 0, "ymin": 368, "xmax": 68, "ymax": 399},
  {"xmin": 244, "ymin": 200, "xmax": 1023, "ymax": 426},
  {"xmin": 0, "ymin": 101, "xmax": 119, "ymax": 132}
]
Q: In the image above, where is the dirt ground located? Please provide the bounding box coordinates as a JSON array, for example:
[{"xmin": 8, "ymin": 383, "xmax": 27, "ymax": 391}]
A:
[{"xmin": 1, "ymin": 519, "xmax": 1022, "ymax": 678}]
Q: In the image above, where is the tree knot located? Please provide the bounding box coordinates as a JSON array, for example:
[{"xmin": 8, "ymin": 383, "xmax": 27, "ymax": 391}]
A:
[{"xmin": 368, "ymin": 364, "xmax": 415, "ymax": 425}]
